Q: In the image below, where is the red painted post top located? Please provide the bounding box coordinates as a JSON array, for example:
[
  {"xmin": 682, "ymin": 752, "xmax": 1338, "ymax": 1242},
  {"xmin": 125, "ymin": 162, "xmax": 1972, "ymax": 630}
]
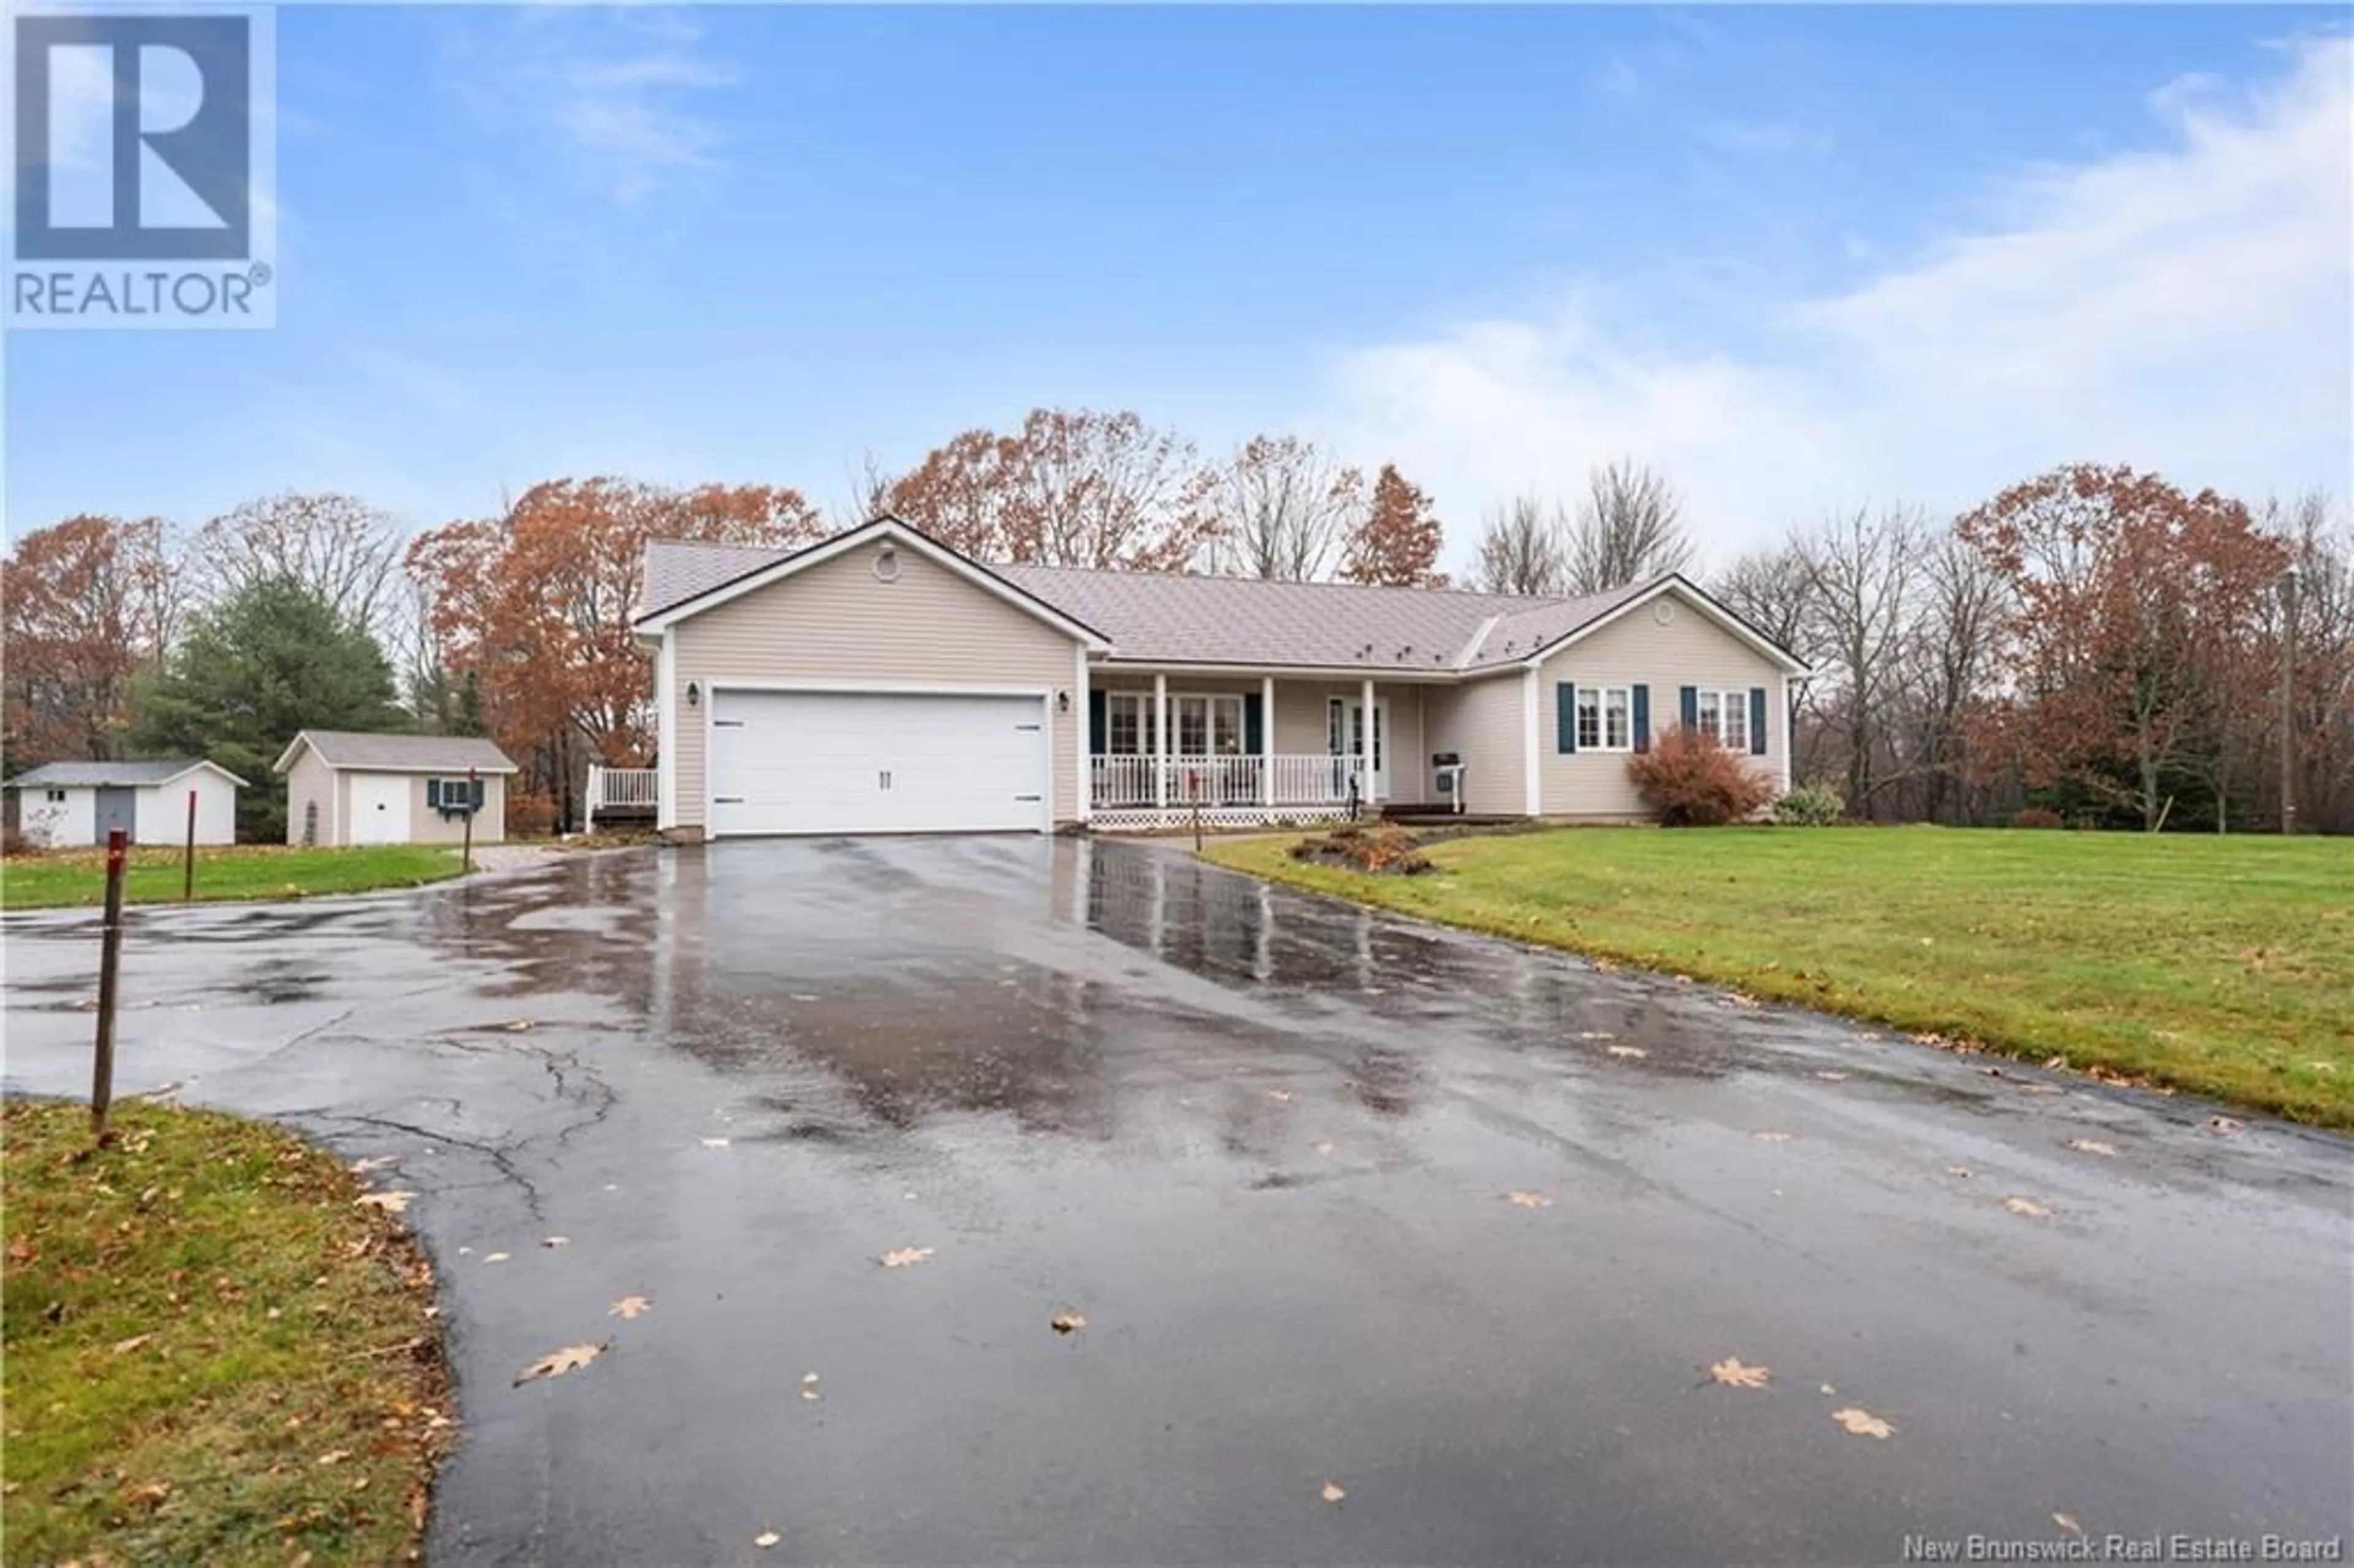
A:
[{"xmin": 105, "ymin": 827, "xmax": 127, "ymax": 874}]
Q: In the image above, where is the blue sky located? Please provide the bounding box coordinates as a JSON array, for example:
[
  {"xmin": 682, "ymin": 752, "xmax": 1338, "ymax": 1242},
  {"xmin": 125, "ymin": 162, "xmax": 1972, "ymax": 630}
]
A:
[{"xmin": 6, "ymin": 4, "xmax": 2348, "ymax": 572}]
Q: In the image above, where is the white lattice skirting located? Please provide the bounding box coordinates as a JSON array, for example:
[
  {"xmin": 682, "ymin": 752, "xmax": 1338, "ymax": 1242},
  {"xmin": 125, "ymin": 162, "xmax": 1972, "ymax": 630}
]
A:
[{"xmin": 1088, "ymin": 804, "xmax": 1358, "ymax": 832}]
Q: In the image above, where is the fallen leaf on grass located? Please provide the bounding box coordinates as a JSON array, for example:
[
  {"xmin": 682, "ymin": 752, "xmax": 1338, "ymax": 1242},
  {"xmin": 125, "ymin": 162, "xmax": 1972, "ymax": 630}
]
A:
[
  {"xmin": 316, "ymin": 1448, "xmax": 350, "ymax": 1466},
  {"xmin": 755, "ymin": 1529, "xmax": 781, "ymax": 1548},
  {"xmin": 1051, "ymin": 1311, "xmax": 1087, "ymax": 1335},
  {"xmin": 356, "ymin": 1191, "xmax": 414, "ymax": 1214},
  {"xmin": 879, "ymin": 1247, "xmax": 935, "ymax": 1269},
  {"xmin": 1708, "ymin": 1358, "xmax": 1770, "ymax": 1389},
  {"xmin": 607, "ymin": 1296, "xmax": 650, "ymax": 1320},
  {"xmin": 2065, "ymin": 1140, "xmax": 2117, "ymax": 1157},
  {"xmin": 2055, "ymin": 1513, "xmax": 2082, "ymax": 1537},
  {"xmin": 699, "ymin": 1138, "xmax": 731, "ymax": 1149},
  {"xmin": 110, "ymin": 1333, "xmax": 153, "ymax": 1356},
  {"xmin": 1830, "ymin": 1407, "xmax": 1895, "ymax": 1439},
  {"xmin": 1320, "ymin": 1481, "xmax": 1346, "ymax": 1504},
  {"xmin": 2003, "ymin": 1197, "xmax": 2051, "ymax": 1218},
  {"xmin": 514, "ymin": 1341, "xmax": 606, "ymax": 1386},
  {"xmin": 1607, "ymin": 1045, "xmax": 1647, "ymax": 1059},
  {"xmin": 1505, "ymin": 1191, "xmax": 1552, "ymax": 1209}
]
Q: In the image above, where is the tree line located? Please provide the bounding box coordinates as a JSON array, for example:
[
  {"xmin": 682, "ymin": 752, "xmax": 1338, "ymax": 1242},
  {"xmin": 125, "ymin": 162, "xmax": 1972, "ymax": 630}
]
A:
[{"xmin": 5, "ymin": 403, "xmax": 2347, "ymax": 837}]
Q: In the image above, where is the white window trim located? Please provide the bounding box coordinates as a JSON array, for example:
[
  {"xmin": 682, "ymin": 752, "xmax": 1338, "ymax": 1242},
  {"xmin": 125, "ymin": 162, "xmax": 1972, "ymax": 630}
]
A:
[
  {"xmin": 1575, "ymin": 685, "xmax": 1634, "ymax": 753},
  {"xmin": 1105, "ymin": 690, "xmax": 1248, "ymax": 756},
  {"xmin": 1698, "ymin": 688, "xmax": 1750, "ymax": 750}
]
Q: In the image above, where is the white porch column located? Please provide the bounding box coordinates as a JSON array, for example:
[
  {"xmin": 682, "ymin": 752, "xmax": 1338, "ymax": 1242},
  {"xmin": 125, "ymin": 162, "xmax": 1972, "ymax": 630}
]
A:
[
  {"xmin": 1153, "ymin": 672, "xmax": 1169, "ymax": 811},
  {"xmin": 1260, "ymin": 675, "xmax": 1275, "ymax": 805},
  {"xmin": 1360, "ymin": 676, "xmax": 1377, "ymax": 802}
]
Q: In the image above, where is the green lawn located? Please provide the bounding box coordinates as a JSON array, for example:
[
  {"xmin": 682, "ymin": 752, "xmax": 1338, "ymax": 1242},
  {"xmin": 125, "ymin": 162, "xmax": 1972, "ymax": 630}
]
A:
[
  {"xmin": 0, "ymin": 844, "xmax": 465, "ymax": 910},
  {"xmin": 2, "ymin": 1100, "xmax": 451, "ymax": 1564},
  {"xmin": 1205, "ymin": 828, "xmax": 2354, "ymax": 1128}
]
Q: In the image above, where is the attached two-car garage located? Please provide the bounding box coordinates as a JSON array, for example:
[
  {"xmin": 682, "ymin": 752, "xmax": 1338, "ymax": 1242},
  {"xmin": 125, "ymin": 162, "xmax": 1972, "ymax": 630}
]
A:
[{"xmin": 706, "ymin": 690, "xmax": 1052, "ymax": 838}]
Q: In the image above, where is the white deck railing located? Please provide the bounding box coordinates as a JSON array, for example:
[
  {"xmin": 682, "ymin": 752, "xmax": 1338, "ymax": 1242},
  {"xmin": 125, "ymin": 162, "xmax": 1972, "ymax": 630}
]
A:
[
  {"xmin": 585, "ymin": 764, "xmax": 659, "ymax": 832},
  {"xmin": 1089, "ymin": 754, "xmax": 1363, "ymax": 811}
]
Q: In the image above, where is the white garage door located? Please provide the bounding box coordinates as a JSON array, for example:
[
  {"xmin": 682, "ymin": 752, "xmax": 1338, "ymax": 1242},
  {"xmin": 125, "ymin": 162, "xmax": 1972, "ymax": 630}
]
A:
[
  {"xmin": 708, "ymin": 690, "xmax": 1049, "ymax": 837},
  {"xmin": 349, "ymin": 774, "xmax": 411, "ymax": 844}
]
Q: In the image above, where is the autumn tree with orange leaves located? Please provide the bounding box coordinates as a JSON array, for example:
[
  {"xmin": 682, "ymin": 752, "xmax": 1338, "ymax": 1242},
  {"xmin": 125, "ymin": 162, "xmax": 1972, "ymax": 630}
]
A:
[
  {"xmin": 2, "ymin": 515, "xmax": 184, "ymax": 768},
  {"xmin": 886, "ymin": 408, "xmax": 1220, "ymax": 570},
  {"xmin": 1956, "ymin": 463, "xmax": 2287, "ymax": 831},
  {"xmin": 408, "ymin": 478, "xmax": 823, "ymax": 828},
  {"xmin": 1339, "ymin": 464, "xmax": 1447, "ymax": 587}
]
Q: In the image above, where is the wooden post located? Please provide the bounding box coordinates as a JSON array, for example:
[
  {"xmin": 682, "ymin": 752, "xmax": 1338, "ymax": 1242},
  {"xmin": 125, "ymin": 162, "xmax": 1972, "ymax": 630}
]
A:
[
  {"xmin": 182, "ymin": 787, "xmax": 197, "ymax": 902},
  {"xmin": 92, "ymin": 828, "xmax": 128, "ymax": 1143},
  {"xmin": 462, "ymin": 767, "xmax": 478, "ymax": 872}
]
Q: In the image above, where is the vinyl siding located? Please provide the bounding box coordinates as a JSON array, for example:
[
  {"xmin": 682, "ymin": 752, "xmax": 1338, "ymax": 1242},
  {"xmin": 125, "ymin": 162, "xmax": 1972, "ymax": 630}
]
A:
[
  {"xmin": 1534, "ymin": 587, "xmax": 1787, "ymax": 818},
  {"xmin": 1423, "ymin": 674, "xmax": 1527, "ymax": 815},
  {"xmin": 284, "ymin": 747, "xmax": 337, "ymax": 845},
  {"xmin": 395, "ymin": 772, "xmax": 509, "ymax": 845},
  {"xmin": 669, "ymin": 541, "xmax": 1084, "ymax": 829},
  {"xmin": 15, "ymin": 785, "xmax": 95, "ymax": 848},
  {"xmin": 133, "ymin": 774, "xmax": 237, "ymax": 845}
]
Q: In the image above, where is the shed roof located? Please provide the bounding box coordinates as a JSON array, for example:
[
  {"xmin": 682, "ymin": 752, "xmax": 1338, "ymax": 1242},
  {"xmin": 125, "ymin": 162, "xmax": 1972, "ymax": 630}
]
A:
[
  {"xmin": 274, "ymin": 731, "xmax": 519, "ymax": 775},
  {"xmin": 7, "ymin": 759, "xmax": 249, "ymax": 789}
]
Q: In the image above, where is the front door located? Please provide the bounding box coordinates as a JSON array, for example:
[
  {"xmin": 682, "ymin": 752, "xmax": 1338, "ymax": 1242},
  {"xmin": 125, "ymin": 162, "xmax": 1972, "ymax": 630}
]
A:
[
  {"xmin": 1327, "ymin": 698, "xmax": 1390, "ymax": 801},
  {"xmin": 94, "ymin": 787, "xmax": 136, "ymax": 844}
]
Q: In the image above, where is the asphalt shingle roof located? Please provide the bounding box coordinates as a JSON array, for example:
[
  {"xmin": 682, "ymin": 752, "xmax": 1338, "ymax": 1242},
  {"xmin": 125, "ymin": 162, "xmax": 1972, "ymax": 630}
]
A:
[
  {"xmin": 638, "ymin": 533, "xmax": 1675, "ymax": 672},
  {"xmin": 284, "ymin": 731, "xmax": 519, "ymax": 774},
  {"xmin": 7, "ymin": 759, "xmax": 240, "ymax": 789}
]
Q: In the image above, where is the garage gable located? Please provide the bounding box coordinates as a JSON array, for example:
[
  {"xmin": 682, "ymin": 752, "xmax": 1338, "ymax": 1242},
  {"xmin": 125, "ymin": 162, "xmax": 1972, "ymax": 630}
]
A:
[{"xmin": 663, "ymin": 530, "xmax": 1091, "ymax": 835}]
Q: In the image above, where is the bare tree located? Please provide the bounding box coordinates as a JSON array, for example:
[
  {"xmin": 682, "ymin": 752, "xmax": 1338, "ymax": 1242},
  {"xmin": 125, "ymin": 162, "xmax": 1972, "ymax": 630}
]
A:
[
  {"xmin": 1564, "ymin": 458, "xmax": 1692, "ymax": 594},
  {"xmin": 2260, "ymin": 490, "xmax": 2354, "ymax": 834},
  {"xmin": 1474, "ymin": 494, "xmax": 1565, "ymax": 596},
  {"xmin": 194, "ymin": 492, "xmax": 405, "ymax": 638},
  {"xmin": 1211, "ymin": 435, "xmax": 1365, "ymax": 580},
  {"xmin": 1900, "ymin": 531, "xmax": 2008, "ymax": 823},
  {"xmin": 838, "ymin": 451, "xmax": 899, "ymax": 529},
  {"xmin": 1793, "ymin": 502, "xmax": 1927, "ymax": 816},
  {"xmin": 1713, "ymin": 545, "xmax": 1823, "ymax": 781}
]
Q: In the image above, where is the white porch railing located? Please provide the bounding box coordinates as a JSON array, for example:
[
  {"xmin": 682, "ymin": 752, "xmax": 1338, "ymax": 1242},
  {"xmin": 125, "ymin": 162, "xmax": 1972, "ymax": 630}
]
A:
[
  {"xmin": 585, "ymin": 764, "xmax": 659, "ymax": 832},
  {"xmin": 1089, "ymin": 753, "xmax": 1364, "ymax": 824}
]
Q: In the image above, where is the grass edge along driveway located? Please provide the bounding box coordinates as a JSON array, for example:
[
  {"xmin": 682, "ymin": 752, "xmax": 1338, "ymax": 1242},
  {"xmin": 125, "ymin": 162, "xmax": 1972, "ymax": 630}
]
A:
[
  {"xmin": 1204, "ymin": 827, "xmax": 2354, "ymax": 1129},
  {"xmin": 0, "ymin": 843, "xmax": 465, "ymax": 911},
  {"xmin": 1, "ymin": 1099, "xmax": 452, "ymax": 1564}
]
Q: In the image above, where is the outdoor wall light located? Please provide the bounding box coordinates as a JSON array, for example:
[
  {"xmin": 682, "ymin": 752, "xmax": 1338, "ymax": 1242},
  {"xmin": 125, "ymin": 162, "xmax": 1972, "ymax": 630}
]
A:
[
  {"xmin": 1057, "ymin": 690, "xmax": 1072, "ymax": 714},
  {"xmin": 687, "ymin": 682, "xmax": 701, "ymax": 709}
]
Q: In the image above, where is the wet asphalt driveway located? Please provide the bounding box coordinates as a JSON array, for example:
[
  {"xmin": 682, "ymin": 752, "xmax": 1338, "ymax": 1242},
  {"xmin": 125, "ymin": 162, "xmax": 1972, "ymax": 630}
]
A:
[{"xmin": 4, "ymin": 837, "xmax": 2349, "ymax": 1565}]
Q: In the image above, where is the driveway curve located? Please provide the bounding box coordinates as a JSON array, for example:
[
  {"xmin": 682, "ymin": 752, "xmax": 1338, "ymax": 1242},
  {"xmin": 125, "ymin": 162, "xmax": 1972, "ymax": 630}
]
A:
[{"xmin": 4, "ymin": 838, "xmax": 2346, "ymax": 1564}]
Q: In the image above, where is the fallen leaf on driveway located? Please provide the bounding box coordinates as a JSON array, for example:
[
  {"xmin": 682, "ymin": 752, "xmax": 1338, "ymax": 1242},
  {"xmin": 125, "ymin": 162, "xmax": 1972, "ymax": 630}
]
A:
[
  {"xmin": 1051, "ymin": 1311, "xmax": 1087, "ymax": 1335},
  {"xmin": 356, "ymin": 1191, "xmax": 414, "ymax": 1214},
  {"xmin": 541, "ymin": 1236, "xmax": 569, "ymax": 1248},
  {"xmin": 1815, "ymin": 1070, "xmax": 1849, "ymax": 1081},
  {"xmin": 790, "ymin": 994, "xmax": 819, "ymax": 1002},
  {"xmin": 483, "ymin": 1252, "xmax": 509, "ymax": 1265},
  {"xmin": 2206, "ymin": 1116, "xmax": 2242, "ymax": 1134},
  {"xmin": 608, "ymin": 1296, "xmax": 650, "ymax": 1320},
  {"xmin": 700, "ymin": 1137, "xmax": 730, "ymax": 1149},
  {"xmin": 880, "ymin": 1247, "xmax": 934, "ymax": 1268},
  {"xmin": 1946, "ymin": 1166, "xmax": 1974, "ymax": 1178},
  {"xmin": 2055, "ymin": 1513, "xmax": 2083, "ymax": 1537},
  {"xmin": 1266, "ymin": 1090, "xmax": 1293, "ymax": 1103},
  {"xmin": 1708, "ymin": 1358, "xmax": 1770, "ymax": 1389},
  {"xmin": 349, "ymin": 1156, "xmax": 398, "ymax": 1173},
  {"xmin": 1607, "ymin": 1045, "xmax": 1647, "ymax": 1059},
  {"xmin": 1506, "ymin": 1191, "xmax": 1552, "ymax": 1209},
  {"xmin": 2003, "ymin": 1197, "xmax": 2051, "ymax": 1217},
  {"xmin": 1753, "ymin": 1132, "xmax": 1795, "ymax": 1143},
  {"xmin": 514, "ymin": 1341, "xmax": 606, "ymax": 1386},
  {"xmin": 1574, "ymin": 1030, "xmax": 1615, "ymax": 1041},
  {"xmin": 1312, "ymin": 1141, "xmax": 1335, "ymax": 1157},
  {"xmin": 1321, "ymin": 1481, "xmax": 1346, "ymax": 1504},
  {"xmin": 504, "ymin": 1019, "xmax": 536, "ymax": 1032},
  {"xmin": 755, "ymin": 1529, "xmax": 781, "ymax": 1548},
  {"xmin": 2066, "ymin": 1139, "xmax": 2117, "ymax": 1157},
  {"xmin": 1830, "ymin": 1406, "xmax": 1895, "ymax": 1439}
]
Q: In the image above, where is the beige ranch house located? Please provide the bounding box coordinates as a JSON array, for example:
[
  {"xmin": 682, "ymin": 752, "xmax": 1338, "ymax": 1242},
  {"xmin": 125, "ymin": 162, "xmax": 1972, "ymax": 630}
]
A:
[{"xmin": 629, "ymin": 516, "xmax": 1807, "ymax": 839}]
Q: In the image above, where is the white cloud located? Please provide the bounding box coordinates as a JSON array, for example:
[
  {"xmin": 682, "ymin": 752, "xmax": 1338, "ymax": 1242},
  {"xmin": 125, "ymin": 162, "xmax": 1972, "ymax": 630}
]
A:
[
  {"xmin": 447, "ymin": 9, "xmax": 737, "ymax": 205},
  {"xmin": 1324, "ymin": 36, "xmax": 2353, "ymax": 571}
]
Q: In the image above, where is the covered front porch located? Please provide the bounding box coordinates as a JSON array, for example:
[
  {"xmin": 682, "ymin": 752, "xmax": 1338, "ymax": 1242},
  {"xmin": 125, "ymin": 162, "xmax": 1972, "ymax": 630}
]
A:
[{"xmin": 1086, "ymin": 672, "xmax": 1431, "ymax": 831}]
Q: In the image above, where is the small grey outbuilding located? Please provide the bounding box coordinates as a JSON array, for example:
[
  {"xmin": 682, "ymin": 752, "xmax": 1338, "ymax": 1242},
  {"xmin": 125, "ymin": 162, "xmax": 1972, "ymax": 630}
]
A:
[
  {"xmin": 273, "ymin": 731, "xmax": 519, "ymax": 847},
  {"xmin": 4, "ymin": 759, "xmax": 248, "ymax": 848}
]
